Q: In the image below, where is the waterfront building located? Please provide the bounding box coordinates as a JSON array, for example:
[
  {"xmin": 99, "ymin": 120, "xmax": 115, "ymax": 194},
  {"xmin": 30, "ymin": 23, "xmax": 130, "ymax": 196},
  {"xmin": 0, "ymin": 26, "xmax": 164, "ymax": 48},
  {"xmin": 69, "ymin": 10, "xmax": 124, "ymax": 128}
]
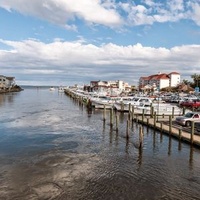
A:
[
  {"xmin": 89, "ymin": 80, "xmax": 131, "ymax": 95},
  {"xmin": 0, "ymin": 75, "xmax": 15, "ymax": 89},
  {"xmin": 139, "ymin": 72, "xmax": 180, "ymax": 91}
]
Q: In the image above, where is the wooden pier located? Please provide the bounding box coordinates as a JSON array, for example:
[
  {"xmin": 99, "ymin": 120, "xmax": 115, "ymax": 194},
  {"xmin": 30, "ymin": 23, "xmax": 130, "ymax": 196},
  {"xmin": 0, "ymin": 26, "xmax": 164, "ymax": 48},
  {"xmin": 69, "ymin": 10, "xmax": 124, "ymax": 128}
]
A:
[
  {"xmin": 132, "ymin": 114, "xmax": 200, "ymax": 147},
  {"xmin": 64, "ymin": 88, "xmax": 200, "ymax": 148}
]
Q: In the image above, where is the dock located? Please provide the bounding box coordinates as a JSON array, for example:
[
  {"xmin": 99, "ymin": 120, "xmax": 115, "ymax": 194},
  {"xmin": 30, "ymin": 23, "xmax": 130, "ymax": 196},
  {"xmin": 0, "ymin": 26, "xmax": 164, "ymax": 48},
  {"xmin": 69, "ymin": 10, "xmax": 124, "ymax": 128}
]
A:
[
  {"xmin": 64, "ymin": 87, "xmax": 200, "ymax": 148},
  {"xmin": 132, "ymin": 114, "xmax": 200, "ymax": 147}
]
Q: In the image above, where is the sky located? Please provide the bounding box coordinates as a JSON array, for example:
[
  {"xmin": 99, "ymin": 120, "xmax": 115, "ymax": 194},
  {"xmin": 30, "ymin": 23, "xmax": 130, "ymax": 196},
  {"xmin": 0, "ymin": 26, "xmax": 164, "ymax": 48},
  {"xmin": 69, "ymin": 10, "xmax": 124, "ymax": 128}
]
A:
[{"xmin": 0, "ymin": 0, "xmax": 200, "ymax": 86}]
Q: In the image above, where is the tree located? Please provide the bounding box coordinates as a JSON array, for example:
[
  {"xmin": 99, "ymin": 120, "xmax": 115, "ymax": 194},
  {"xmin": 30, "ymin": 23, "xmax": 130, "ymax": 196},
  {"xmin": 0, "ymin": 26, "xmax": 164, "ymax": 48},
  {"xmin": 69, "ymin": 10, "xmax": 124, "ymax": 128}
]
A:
[
  {"xmin": 191, "ymin": 73, "xmax": 200, "ymax": 87},
  {"xmin": 182, "ymin": 79, "xmax": 191, "ymax": 85}
]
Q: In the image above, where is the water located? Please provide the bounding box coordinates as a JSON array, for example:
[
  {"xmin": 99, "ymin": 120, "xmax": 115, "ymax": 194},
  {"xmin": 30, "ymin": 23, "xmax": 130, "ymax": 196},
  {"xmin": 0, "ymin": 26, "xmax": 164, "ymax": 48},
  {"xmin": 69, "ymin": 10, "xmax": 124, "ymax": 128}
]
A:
[{"xmin": 0, "ymin": 87, "xmax": 200, "ymax": 200}]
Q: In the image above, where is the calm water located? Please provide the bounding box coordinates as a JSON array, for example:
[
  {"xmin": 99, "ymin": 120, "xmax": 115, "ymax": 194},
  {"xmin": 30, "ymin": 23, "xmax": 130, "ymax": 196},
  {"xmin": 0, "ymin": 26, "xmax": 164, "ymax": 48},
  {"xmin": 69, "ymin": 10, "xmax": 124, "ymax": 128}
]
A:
[{"xmin": 0, "ymin": 87, "xmax": 200, "ymax": 200}]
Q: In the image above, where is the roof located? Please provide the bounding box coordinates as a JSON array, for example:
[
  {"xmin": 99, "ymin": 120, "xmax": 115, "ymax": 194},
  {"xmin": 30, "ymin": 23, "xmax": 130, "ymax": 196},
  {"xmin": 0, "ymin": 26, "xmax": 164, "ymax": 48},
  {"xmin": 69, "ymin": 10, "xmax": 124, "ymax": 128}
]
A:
[
  {"xmin": 168, "ymin": 72, "xmax": 180, "ymax": 75},
  {"xmin": 178, "ymin": 84, "xmax": 194, "ymax": 91},
  {"xmin": 6, "ymin": 77, "xmax": 15, "ymax": 80},
  {"xmin": 140, "ymin": 73, "xmax": 169, "ymax": 81}
]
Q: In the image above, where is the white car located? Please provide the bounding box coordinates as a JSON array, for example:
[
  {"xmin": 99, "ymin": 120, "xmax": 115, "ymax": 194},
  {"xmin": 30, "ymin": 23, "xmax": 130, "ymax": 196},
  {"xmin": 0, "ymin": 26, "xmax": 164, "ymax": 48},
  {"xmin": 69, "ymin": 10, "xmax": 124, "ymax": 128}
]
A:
[{"xmin": 175, "ymin": 112, "xmax": 200, "ymax": 127}]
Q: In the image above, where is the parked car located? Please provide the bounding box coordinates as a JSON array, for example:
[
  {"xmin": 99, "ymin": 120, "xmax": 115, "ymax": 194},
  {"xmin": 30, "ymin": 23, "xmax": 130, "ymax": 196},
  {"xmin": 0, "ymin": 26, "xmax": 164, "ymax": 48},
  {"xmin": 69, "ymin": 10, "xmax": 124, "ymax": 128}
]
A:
[
  {"xmin": 180, "ymin": 99, "xmax": 200, "ymax": 109},
  {"xmin": 175, "ymin": 112, "xmax": 200, "ymax": 127}
]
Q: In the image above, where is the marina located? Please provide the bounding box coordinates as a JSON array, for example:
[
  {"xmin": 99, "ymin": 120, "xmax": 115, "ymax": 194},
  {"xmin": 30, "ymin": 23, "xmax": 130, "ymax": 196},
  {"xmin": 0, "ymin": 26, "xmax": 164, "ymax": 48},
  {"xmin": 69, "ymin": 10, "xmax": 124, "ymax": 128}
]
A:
[
  {"xmin": 64, "ymin": 87, "xmax": 200, "ymax": 148},
  {"xmin": 0, "ymin": 87, "xmax": 200, "ymax": 199},
  {"xmin": 1, "ymin": 1, "xmax": 200, "ymax": 199}
]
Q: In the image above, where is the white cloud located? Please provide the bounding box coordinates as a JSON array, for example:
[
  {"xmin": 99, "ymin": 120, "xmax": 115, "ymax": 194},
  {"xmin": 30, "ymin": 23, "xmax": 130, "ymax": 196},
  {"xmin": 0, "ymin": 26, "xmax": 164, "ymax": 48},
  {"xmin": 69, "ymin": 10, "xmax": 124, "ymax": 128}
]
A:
[
  {"xmin": 142, "ymin": 0, "xmax": 155, "ymax": 7},
  {"xmin": 190, "ymin": 3, "xmax": 200, "ymax": 26},
  {"xmin": 0, "ymin": 0, "xmax": 200, "ymax": 29},
  {"xmin": 120, "ymin": 0, "xmax": 200, "ymax": 26},
  {"xmin": 167, "ymin": 0, "xmax": 184, "ymax": 12},
  {"xmin": 0, "ymin": 0, "xmax": 123, "ymax": 29},
  {"xmin": 127, "ymin": 5, "xmax": 155, "ymax": 25},
  {"xmin": 0, "ymin": 39, "xmax": 200, "ymax": 85}
]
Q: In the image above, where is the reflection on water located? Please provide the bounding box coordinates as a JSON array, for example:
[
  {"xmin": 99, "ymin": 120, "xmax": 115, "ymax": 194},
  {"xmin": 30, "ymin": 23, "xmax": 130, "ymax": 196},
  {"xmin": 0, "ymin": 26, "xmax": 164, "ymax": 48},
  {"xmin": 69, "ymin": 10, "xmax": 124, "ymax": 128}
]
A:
[{"xmin": 0, "ymin": 87, "xmax": 200, "ymax": 200}]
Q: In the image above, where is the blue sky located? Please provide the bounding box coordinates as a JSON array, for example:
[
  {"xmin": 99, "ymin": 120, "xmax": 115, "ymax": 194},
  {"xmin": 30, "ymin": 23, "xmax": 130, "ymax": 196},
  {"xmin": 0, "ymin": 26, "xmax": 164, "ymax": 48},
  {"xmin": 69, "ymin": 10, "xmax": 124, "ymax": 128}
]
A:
[{"xmin": 0, "ymin": 0, "xmax": 200, "ymax": 86}]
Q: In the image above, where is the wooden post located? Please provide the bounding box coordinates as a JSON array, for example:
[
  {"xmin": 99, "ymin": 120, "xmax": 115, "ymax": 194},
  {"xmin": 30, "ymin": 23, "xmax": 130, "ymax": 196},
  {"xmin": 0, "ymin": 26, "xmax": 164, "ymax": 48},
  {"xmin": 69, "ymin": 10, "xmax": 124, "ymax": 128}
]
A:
[
  {"xmin": 129, "ymin": 112, "xmax": 132, "ymax": 122},
  {"xmin": 121, "ymin": 102, "xmax": 124, "ymax": 112},
  {"xmin": 160, "ymin": 122, "xmax": 163, "ymax": 132},
  {"xmin": 191, "ymin": 121, "xmax": 194, "ymax": 144},
  {"xmin": 132, "ymin": 105, "xmax": 135, "ymax": 121},
  {"xmin": 128, "ymin": 103, "xmax": 132, "ymax": 121},
  {"xmin": 142, "ymin": 109, "xmax": 144, "ymax": 122},
  {"xmin": 110, "ymin": 108, "xmax": 113, "ymax": 127},
  {"xmin": 154, "ymin": 112, "xmax": 156, "ymax": 127},
  {"xmin": 103, "ymin": 104, "xmax": 106, "ymax": 122},
  {"xmin": 139, "ymin": 126, "xmax": 143, "ymax": 148},
  {"xmin": 147, "ymin": 118, "xmax": 149, "ymax": 126},
  {"xmin": 135, "ymin": 114, "xmax": 138, "ymax": 123},
  {"xmin": 182, "ymin": 107, "xmax": 185, "ymax": 115},
  {"xmin": 129, "ymin": 103, "xmax": 131, "ymax": 113},
  {"xmin": 172, "ymin": 107, "xmax": 174, "ymax": 118},
  {"xmin": 169, "ymin": 115, "xmax": 172, "ymax": 134},
  {"xmin": 116, "ymin": 115, "xmax": 119, "ymax": 132},
  {"xmin": 179, "ymin": 129, "xmax": 182, "ymax": 139},
  {"xmin": 150, "ymin": 104, "xmax": 154, "ymax": 118},
  {"xmin": 126, "ymin": 120, "xmax": 129, "ymax": 139}
]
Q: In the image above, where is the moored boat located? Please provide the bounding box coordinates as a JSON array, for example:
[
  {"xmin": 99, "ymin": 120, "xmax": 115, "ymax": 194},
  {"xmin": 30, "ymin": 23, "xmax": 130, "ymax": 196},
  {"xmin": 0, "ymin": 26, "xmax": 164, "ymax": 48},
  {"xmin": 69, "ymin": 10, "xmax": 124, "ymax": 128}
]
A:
[
  {"xmin": 58, "ymin": 86, "xmax": 65, "ymax": 93},
  {"xmin": 91, "ymin": 96, "xmax": 121, "ymax": 109},
  {"xmin": 49, "ymin": 86, "xmax": 55, "ymax": 91},
  {"xmin": 114, "ymin": 96, "xmax": 153, "ymax": 112},
  {"xmin": 134, "ymin": 102, "xmax": 183, "ymax": 116}
]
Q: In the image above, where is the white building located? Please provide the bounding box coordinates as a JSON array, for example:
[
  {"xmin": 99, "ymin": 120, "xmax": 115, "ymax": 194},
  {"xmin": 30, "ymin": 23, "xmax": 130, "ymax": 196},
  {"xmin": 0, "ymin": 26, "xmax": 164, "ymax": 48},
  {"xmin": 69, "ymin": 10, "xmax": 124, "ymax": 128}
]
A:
[
  {"xmin": 89, "ymin": 80, "xmax": 131, "ymax": 95},
  {"xmin": 0, "ymin": 75, "xmax": 15, "ymax": 88},
  {"xmin": 168, "ymin": 72, "xmax": 181, "ymax": 87},
  {"xmin": 139, "ymin": 72, "xmax": 180, "ymax": 91}
]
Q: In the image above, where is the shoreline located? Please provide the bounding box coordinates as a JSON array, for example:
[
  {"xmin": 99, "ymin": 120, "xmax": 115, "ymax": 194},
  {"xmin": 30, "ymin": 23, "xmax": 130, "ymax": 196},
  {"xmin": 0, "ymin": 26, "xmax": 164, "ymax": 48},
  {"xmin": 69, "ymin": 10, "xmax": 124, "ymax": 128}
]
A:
[{"xmin": 0, "ymin": 85, "xmax": 24, "ymax": 94}]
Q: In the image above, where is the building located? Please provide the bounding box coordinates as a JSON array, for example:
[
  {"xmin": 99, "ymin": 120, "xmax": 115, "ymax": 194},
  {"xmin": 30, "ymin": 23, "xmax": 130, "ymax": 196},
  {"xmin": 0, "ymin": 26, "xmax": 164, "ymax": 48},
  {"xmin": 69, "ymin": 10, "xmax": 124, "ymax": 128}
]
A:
[
  {"xmin": 139, "ymin": 72, "xmax": 180, "ymax": 91},
  {"xmin": 88, "ymin": 80, "xmax": 131, "ymax": 96},
  {"xmin": 0, "ymin": 75, "xmax": 15, "ymax": 89}
]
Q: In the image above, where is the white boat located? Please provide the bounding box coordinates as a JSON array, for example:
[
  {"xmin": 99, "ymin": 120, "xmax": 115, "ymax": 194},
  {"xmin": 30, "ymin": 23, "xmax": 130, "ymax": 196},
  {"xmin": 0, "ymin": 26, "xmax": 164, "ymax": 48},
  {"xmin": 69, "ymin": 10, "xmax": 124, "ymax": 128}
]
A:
[
  {"xmin": 114, "ymin": 96, "xmax": 153, "ymax": 112},
  {"xmin": 134, "ymin": 102, "xmax": 183, "ymax": 116},
  {"xmin": 49, "ymin": 87, "xmax": 55, "ymax": 91},
  {"xmin": 58, "ymin": 86, "xmax": 64, "ymax": 93},
  {"xmin": 91, "ymin": 96, "xmax": 120, "ymax": 109}
]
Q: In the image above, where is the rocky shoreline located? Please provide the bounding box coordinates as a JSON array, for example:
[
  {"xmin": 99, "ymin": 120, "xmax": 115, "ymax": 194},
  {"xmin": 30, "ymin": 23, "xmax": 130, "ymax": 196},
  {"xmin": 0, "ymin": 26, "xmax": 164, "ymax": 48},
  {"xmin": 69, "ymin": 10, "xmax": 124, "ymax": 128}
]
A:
[{"xmin": 0, "ymin": 85, "xmax": 24, "ymax": 94}]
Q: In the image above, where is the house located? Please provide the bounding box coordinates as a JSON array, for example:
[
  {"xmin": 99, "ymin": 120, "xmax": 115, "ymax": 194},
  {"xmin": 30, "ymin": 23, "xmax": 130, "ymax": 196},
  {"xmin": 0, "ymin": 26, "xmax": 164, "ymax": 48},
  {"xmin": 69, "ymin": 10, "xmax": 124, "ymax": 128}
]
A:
[
  {"xmin": 139, "ymin": 72, "xmax": 180, "ymax": 91},
  {"xmin": 0, "ymin": 75, "xmax": 15, "ymax": 89},
  {"xmin": 88, "ymin": 80, "xmax": 131, "ymax": 95}
]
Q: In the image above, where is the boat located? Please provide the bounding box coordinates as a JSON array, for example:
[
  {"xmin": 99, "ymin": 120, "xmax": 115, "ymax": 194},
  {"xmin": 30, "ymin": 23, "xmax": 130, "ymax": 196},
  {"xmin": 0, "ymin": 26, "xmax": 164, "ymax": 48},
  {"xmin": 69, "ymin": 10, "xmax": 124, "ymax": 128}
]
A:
[
  {"xmin": 134, "ymin": 102, "xmax": 183, "ymax": 116},
  {"xmin": 58, "ymin": 86, "xmax": 64, "ymax": 93},
  {"xmin": 114, "ymin": 96, "xmax": 153, "ymax": 112},
  {"xmin": 49, "ymin": 86, "xmax": 55, "ymax": 91},
  {"xmin": 91, "ymin": 96, "xmax": 121, "ymax": 109}
]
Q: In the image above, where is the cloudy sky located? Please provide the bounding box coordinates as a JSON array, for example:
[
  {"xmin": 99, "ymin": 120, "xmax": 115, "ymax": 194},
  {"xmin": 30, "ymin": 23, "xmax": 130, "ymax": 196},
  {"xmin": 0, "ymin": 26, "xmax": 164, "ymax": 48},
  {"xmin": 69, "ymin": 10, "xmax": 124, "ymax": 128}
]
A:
[{"xmin": 0, "ymin": 0, "xmax": 200, "ymax": 86}]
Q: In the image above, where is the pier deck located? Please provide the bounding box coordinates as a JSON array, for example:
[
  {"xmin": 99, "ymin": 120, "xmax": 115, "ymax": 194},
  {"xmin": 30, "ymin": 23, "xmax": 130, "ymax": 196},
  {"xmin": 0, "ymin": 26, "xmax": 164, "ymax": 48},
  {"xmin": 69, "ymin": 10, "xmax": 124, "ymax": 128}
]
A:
[{"xmin": 133, "ymin": 115, "xmax": 200, "ymax": 147}]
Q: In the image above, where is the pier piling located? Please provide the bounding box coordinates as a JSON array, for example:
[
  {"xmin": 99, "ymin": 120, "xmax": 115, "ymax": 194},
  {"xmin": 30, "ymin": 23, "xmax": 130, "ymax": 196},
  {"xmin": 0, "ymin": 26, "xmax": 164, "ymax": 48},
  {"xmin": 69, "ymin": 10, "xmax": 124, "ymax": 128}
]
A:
[
  {"xmin": 103, "ymin": 105, "xmax": 106, "ymax": 122},
  {"xmin": 139, "ymin": 126, "xmax": 143, "ymax": 148},
  {"xmin": 126, "ymin": 120, "xmax": 130, "ymax": 139}
]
